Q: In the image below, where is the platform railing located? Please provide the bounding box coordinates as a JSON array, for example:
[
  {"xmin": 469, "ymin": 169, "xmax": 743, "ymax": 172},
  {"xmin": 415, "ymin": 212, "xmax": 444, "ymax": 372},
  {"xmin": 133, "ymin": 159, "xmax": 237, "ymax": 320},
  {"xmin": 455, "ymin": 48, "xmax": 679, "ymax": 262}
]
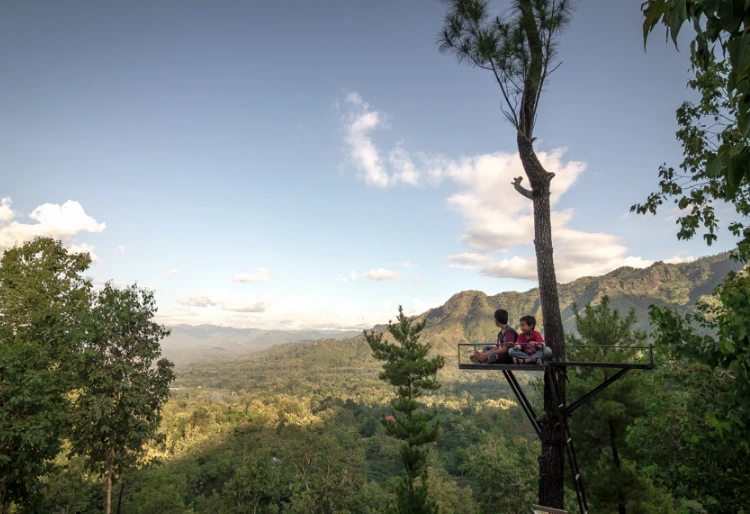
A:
[{"xmin": 457, "ymin": 343, "xmax": 654, "ymax": 370}]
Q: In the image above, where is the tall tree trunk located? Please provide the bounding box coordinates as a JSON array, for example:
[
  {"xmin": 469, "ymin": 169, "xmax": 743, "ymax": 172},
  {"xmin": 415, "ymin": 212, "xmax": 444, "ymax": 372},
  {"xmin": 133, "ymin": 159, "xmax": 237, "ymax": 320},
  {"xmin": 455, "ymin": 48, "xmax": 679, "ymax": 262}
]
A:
[
  {"xmin": 116, "ymin": 479, "xmax": 127, "ymax": 514},
  {"xmin": 0, "ymin": 476, "xmax": 8, "ymax": 514},
  {"xmin": 517, "ymin": 134, "xmax": 566, "ymax": 509},
  {"xmin": 609, "ymin": 421, "xmax": 626, "ymax": 514},
  {"xmin": 106, "ymin": 446, "xmax": 115, "ymax": 514}
]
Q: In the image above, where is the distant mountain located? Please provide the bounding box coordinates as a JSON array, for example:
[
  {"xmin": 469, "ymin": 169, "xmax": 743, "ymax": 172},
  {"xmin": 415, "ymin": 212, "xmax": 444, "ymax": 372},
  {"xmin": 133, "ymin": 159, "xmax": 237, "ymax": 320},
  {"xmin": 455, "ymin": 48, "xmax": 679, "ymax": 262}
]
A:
[
  {"xmin": 417, "ymin": 251, "xmax": 741, "ymax": 354},
  {"xmin": 160, "ymin": 325, "xmax": 361, "ymax": 365},
  {"xmin": 238, "ymin": 252, "xmax": 743, "ymax": 370},
  {"xmin": 172, "ymin": 251, "xmax": 743, "ymax": 392},
  {"xmin": 169, "ymin": 252, "xmax": 742, "ymax": 377}
]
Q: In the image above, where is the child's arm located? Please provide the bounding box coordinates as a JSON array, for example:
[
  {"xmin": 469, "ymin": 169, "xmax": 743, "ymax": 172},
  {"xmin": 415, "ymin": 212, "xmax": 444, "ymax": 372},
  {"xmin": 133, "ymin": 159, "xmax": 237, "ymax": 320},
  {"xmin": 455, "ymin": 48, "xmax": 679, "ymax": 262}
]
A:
[{"xmin": 533, "ymin": 331, "xmax": 545, "ymax": 350}]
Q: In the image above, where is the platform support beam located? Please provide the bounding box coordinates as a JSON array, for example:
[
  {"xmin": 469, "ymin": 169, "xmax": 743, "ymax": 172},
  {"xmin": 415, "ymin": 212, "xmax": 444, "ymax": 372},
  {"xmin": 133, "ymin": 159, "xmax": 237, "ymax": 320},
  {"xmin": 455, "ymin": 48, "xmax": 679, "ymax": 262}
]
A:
[
  {"xmin": 565, "ymin": 367, "xmax": 630, "ymax": 417},
  {"xmin": 502, "ymin": 370, "xmax": 542, "ymax": 440}
]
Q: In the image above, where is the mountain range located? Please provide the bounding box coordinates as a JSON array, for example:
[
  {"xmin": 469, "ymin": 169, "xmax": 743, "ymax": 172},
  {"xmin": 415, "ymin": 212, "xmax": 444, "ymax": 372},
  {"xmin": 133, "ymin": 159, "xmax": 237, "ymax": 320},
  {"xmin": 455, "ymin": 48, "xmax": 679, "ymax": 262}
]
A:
[
  {"xmin": 160, "ymin": 325, "xmax": 361, "ymax": 365},
  {"xmin": 165, "ymin": 251, "xmax": 742, "ymax": 369}
]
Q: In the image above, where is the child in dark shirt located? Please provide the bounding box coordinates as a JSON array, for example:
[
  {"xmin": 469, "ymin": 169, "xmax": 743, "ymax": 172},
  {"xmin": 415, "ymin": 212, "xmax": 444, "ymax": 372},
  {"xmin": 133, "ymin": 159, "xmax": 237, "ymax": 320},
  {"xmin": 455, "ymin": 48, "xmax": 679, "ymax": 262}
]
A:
[
  {"xmin": 508, "ymin": 315, "xmax": 552, "ymax": 365},
  {"xmin": 471, "ymin": 309, "xmax": 517, "ymax": 364}
]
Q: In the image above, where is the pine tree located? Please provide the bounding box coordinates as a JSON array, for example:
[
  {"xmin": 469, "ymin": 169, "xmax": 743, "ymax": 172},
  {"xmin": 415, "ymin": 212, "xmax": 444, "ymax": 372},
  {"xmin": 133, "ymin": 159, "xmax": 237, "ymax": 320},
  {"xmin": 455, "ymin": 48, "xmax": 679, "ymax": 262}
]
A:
[
  {"xmin": 365, "ymin": 306, "xmax": 445, "ymax": 514},
  {"xmin": 566, "ymin": 297, "xmax": 675, "ymax": 513},
  {"xmin": 438, "ymin": 1, "xmax": 575, "ymax": 506}
]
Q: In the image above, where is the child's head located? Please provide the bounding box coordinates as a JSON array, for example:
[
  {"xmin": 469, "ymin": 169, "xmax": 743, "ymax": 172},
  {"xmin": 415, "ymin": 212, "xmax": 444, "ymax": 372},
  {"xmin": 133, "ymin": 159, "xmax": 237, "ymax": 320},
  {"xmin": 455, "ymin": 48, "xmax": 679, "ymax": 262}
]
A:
[
  {"xmin": 519, "ymin": 315, "xmax": 536, "ymax": 334},
  {"xmin": 493, "ymin": 308, "xmax": 509, "ymax": 326}
]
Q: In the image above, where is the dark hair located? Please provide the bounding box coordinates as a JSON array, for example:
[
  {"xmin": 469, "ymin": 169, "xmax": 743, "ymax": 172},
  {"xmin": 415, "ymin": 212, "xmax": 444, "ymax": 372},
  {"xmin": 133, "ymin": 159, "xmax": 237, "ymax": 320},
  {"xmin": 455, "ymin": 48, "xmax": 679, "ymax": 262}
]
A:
[
  {"xmin": 494, "ymin": 309, "xmax": 508, "ymax": 325},
  {"xmin": 520, "ymin": 315, "xmax": 536, "ymax": 329}
]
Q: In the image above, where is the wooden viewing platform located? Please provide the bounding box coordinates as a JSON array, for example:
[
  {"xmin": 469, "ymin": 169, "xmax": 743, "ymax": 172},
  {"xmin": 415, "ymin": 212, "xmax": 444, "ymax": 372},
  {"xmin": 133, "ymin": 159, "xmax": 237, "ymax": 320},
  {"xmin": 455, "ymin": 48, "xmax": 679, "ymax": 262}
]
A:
[
  {"xmin": 457, "ymin": 344, "xmax": 654, "ymax": 370},
  {"xmin": 456, "ymin": 342, "xmax": 655, "ymax": 514}
]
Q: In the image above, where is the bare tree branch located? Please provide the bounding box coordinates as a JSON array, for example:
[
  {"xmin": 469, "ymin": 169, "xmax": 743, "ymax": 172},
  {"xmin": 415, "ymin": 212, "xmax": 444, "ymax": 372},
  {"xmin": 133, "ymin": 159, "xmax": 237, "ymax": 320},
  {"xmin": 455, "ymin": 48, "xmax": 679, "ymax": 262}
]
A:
[{"xmin": 512, "ymin": 176, "xmax": 533, "ymax": 199}]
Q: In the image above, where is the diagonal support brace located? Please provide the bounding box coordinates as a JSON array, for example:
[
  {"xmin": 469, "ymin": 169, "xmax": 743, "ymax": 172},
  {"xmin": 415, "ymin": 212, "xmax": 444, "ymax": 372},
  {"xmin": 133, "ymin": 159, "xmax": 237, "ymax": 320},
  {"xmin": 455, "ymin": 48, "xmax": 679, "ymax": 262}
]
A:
[
  {"xmin": 565, "ymin": 367, "xmax": 631, "ymax": 417},
  {"xmin": 502, "ymin": 370, "xmax": 542, "ymax": 440}
]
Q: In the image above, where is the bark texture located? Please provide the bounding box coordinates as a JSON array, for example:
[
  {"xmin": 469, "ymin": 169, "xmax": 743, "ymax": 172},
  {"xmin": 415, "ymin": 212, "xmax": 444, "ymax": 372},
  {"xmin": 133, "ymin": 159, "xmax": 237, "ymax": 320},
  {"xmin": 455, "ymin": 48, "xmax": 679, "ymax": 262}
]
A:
[
  {"xmin": 517, "ymin": 133, "xmax": 567, "ymax": 509},
  {"xmin": 106, "ymin": 447, "xmax": 114, "ymax": 514}
]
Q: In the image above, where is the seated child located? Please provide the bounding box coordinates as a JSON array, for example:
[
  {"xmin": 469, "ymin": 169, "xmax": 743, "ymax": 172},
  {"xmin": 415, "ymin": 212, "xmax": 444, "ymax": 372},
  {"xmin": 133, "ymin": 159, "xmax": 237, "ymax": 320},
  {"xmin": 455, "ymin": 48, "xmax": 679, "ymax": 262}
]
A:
[
  {"xmin": 470, "ymin": 309, "xmax": 517, "ymax": 364},
  {"xmin": 507, "ymin": 315, "xmax": 553, "ymax": 365}
]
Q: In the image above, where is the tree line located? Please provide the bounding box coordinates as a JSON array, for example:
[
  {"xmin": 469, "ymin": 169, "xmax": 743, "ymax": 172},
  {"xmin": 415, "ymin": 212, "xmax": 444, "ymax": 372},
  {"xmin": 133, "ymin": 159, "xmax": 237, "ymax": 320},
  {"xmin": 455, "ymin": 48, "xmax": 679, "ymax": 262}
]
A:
[{"xmin": 0, "ymin": 237, "xmax": 175, "ymax": 513}]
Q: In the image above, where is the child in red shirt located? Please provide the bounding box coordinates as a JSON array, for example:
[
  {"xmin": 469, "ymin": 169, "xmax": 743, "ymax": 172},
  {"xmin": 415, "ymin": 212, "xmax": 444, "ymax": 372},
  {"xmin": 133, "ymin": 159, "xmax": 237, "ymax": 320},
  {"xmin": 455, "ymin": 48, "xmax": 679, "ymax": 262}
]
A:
[{"xmin": 508, "ymin": 315, "xmax": 552, "ymax": 365}]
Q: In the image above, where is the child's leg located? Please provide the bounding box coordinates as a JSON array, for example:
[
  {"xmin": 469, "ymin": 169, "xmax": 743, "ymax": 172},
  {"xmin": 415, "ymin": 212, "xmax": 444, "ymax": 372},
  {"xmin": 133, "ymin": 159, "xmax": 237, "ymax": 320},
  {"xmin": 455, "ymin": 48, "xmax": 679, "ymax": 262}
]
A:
[
  {"xmin": 529, "ymin": 350, "xmax": 545, "ymax": 365},
  {"xmin": 508, "ymin": 348, "xmax": 527, "ymax": 364}
]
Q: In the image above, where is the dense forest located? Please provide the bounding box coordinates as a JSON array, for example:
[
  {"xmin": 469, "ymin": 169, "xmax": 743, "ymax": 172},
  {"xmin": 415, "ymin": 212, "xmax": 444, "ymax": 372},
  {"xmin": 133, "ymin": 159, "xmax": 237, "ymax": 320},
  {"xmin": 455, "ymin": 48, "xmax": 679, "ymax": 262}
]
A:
[
  {"xmin": 4, "ymin": 0, "xmax": 750, "ymax": 512},
  {"xmin": 2, "ymin": 242, "xmax": 747, "ymax": 513}
]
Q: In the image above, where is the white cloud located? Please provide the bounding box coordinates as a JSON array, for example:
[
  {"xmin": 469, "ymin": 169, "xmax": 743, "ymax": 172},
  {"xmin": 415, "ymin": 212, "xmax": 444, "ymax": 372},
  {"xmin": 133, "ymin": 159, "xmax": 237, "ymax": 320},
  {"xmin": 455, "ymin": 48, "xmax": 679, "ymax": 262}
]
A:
[
  {"xmin": 164, "ymin": 292, "xmax": 399, "ymax": 331},
  {"xmin": 340, "ymin": 93, "xmax": 423, "ymax": 188},
  {"xmin": 233, "ymin": 267, "xmax": 271, "ymax": 283},
  {"xmin": 448, "ymin": 263, "xmax": 480, "ymax": 270},
  {"xmin": 115, "ymin": 245, "xmax": 125, "ymax": 253},
  {"xmin": 166, "ymin": 269, "xmax": 180, "ymax": 278},
  {"xmin": 177, "ymin": 294, "xmax": 218, "ymax": 307},
  {"xmin": 68, "ymin": 242, "xmax": 99, "ymax": 263},
  {"xmin": 222, "ymin": 300, "xmax": 267, "ymax": 313},
  {"xmin": 363, "ymin": 268, "xmax": 402, "ymax": 281},
  {"xmin": 663, "ymin": 255, "xmax": 697, "ymax": 265},
  {"xmin": 0, "ymin": 198, "xmax": 14, "ymax": 222},
  {"xmin": 447, "ymin": 252, "xmax": 488, "ymax": 270},
  {"xmin": 480, "ymin": 251, "xmax": 696, "ymax": 282},
  {"xmin": 176, "ymin": 289, "xmax": 267, "ymax": 313},
  {"xmin": 447, "ymin": 253, "xmax": 487, "ymax": 264},
  {"xmin": 338, "ymin": 93, "xmax": 679, "ymax": 283},
  {"xmin": 334, "ymin": 271, "xmax": 360, "ymax": 283},
  {"xmin": 0, "ymin": 197, "xmax": 105, "ymax": 258},
  {"xmin": 409, "ymin": 298, "xmax": 441, "ymax": 316}
]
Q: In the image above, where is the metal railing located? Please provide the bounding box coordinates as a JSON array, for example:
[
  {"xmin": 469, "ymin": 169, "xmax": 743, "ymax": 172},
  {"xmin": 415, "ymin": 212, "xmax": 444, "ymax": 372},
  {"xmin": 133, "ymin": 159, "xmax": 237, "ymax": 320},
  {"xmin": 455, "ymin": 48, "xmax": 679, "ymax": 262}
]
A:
[{"xmin": 457, "ymin": 343, "xmax": 654, "ymax": 370}]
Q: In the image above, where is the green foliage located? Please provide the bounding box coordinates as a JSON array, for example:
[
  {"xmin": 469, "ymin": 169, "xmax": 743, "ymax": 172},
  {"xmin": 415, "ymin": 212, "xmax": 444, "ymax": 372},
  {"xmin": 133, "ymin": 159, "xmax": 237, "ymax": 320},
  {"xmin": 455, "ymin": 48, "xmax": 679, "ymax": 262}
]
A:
[
  {"xmin": 69, "ymin": 282, "xmax": 175, "ymax": 511},
  {"xmin": 647, "ymin": 271, "xmax": 750, "ymax": 441},
  {"xmin": 35, "ymin": 453, "xmax": 101, "ymax": 514},
  {"xmin": 631, "ymin": 59, "xmax": 750, "ymax": 249},
  {"xmin": 634, "ymin": 5, "xmax": 750, "ymax": 511},
  {"xmin": 222, "ymin": 450, "xmax": 286, "ymax": 513},
  {"xmin": 121, "ymin": 465, "xmax": 192, "ymax": 514},
  {"xmin": 0, "ymin": 237, "xmax": 92, "ymax": 509},
  {"xmin": 566, "ymin": 297, "xmax": 679, "ymax": 513},
  {"xmin": 438, "ymin": 0, "xmax": 573, "ymax": 136},
  {"xmin": 460, "ymin": 435, "xmax": 539, "ymax": 512},
  {"xmin": 4, "ymin": 240, "xmax": 745, "ymax": 512},
  {"xmin": 365, "ymin": 306, "xmax": 445, "ymax": 514},
  {"xmin": 626, "ymin": 358, "xmax": 750, "ymax": 512},
  {"xmin": 643, "ymin": 0, "xmax": 750, "ymax": 192}
]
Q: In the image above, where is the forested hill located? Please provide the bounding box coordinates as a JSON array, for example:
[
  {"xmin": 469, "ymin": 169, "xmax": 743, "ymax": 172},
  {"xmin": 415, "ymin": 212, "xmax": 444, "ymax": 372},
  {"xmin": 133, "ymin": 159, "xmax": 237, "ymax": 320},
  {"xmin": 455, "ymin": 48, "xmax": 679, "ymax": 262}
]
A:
[
  {"xmin": 218, "ymin": 251, "xmax": 742, "ymax": 376},
  {"xmin": 160, "ymin": 325, "xmax": 361, "ymax": 365},
  {"xmin": 415, "ymin": 251, "xmax": 741, "ymax": 353}
]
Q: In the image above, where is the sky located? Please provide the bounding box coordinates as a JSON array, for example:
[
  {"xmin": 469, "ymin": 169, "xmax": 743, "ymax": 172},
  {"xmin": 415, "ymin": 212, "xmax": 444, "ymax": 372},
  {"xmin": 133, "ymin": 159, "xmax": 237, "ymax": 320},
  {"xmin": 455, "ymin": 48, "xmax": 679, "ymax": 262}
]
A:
[{"xmin": 0, "ymin": 0, "xmax": 740, "ymax": 330}]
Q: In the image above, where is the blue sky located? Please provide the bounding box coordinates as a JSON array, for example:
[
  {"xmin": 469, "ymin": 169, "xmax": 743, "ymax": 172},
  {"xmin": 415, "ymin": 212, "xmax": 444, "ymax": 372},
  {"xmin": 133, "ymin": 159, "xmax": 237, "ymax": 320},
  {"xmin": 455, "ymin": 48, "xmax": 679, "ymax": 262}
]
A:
[{"xmin": 0, "ymin": 0, "xmax": 739, "ymax": 329}]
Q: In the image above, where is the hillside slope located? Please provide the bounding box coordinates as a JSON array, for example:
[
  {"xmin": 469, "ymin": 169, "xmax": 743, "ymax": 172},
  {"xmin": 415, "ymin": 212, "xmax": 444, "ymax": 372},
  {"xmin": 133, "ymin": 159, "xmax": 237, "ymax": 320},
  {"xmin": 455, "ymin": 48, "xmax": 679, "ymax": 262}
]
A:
[
  {"xmin": 173, "ymin": 252, "xmax": 741, "ymax": 386},
  {"xmin": 160, "ymin": 325, "xmax": 361, "ymax": 365},
  {"xmin": 419, "ymin": 251, "xmax": 741, "ymax": 354}
]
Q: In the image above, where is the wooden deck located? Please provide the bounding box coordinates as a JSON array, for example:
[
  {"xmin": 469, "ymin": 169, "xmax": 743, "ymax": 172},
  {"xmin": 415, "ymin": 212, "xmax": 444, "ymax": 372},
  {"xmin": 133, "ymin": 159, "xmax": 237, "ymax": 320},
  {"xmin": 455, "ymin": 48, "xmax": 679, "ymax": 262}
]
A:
[{"xmin": 456, "ymin": 344, "xmax": 654, "ymax": 371}]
